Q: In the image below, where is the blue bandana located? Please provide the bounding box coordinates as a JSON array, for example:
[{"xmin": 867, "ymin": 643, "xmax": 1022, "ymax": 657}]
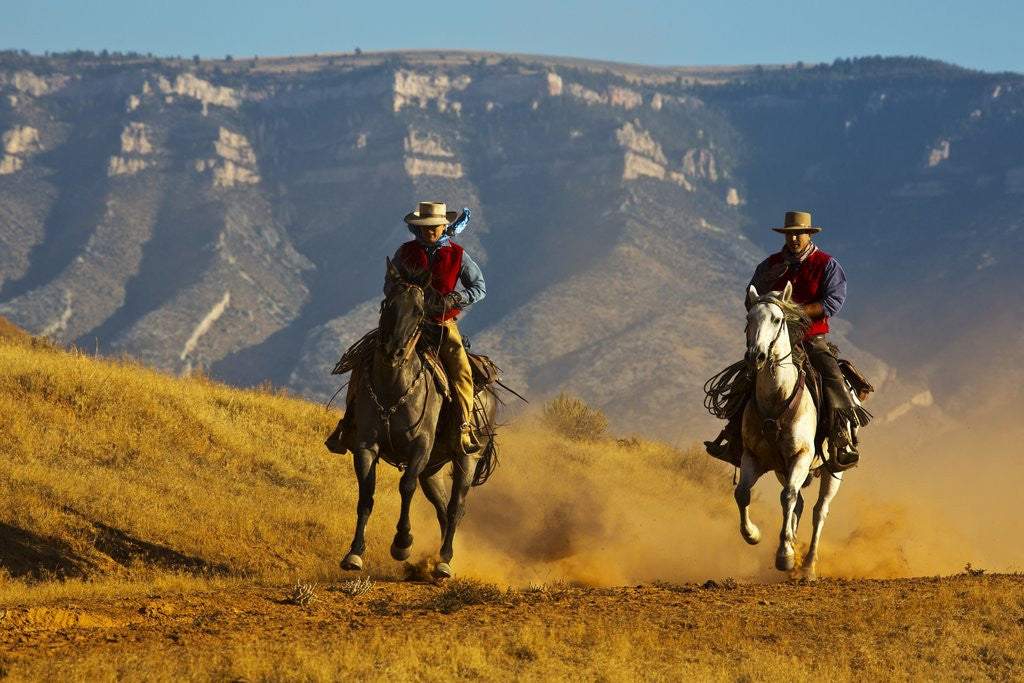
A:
[{"xmin": 406, "ymin": 207, "xmax": 471, "ymax": 247}]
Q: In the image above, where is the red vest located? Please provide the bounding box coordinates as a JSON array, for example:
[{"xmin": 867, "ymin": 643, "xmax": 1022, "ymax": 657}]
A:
[
  {"xmin": 762, "ymin": 249, "xmax": 833, "ymax": 338},
  {"xmin": 398, "ymin": 240, "xmax": 464, "ymax": 322}
]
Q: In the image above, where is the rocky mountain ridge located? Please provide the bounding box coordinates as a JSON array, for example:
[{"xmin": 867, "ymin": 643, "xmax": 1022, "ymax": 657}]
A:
[{"xmin": 1, "ymin": 50, "xmax": 1021, "ymax": 441}]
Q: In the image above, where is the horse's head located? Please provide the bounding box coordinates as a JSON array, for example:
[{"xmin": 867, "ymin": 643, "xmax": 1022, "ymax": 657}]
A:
[
  {"xmin": 379, "ymin": 258, "xmax": 431, "ymax": 366},
  {"xmin": 745, "ymin": 282, "xmax": 804, "ymax": 372}
]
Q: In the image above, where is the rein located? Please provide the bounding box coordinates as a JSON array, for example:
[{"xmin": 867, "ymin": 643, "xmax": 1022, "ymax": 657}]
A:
[
  {"xmin": 752, "ymin": 299, "xmax": 805, "ymax": 443},
  {"xmin": 758, "ymin": 300, "xmax": 796, "ymax": 377},
  {"xmin": 365, "ymin": 280, "xmax": 429, "ymax": 468},
  {"xmin": 757, "ymin": 371, "xmax": 806, "ymax": 443}
]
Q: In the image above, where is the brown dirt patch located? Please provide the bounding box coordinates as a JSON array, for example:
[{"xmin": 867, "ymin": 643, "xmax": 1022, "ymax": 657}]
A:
[{"xmin": 1, "ymin": 573, "xmax": 1021, "ymax": 680}]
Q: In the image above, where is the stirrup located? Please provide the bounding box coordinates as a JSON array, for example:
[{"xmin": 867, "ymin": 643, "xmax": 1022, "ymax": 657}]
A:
[
  {"xmin": 829, "ymin": 433, "xmax": 860, "ymax": 471},
  {"xmin": 458, "ymin": 422, "xmax": 482, "ymax": 457},
  {"xmin": 704, "ymin": 439, "xmax": 728, "ymax": 458},
  {"xmin": 324, "ymin": 415, "xmax": 356, "ymax": 454},
  {"xmin": 704, "ymin": 435, "xmax": 741, "ymax": 466}
]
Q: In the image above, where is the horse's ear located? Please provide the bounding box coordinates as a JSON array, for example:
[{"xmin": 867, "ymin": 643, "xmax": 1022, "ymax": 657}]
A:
[
  {"xmin": 747, "ymin": 285, "xmax": 759, "ymax": 307},
  {"xmin": 781, "ymin": 281, "xmax": 793, "ymax": 302},
  {"xmin": 386, "ymin": 257, "xmax": 402, "ymax": 281}
]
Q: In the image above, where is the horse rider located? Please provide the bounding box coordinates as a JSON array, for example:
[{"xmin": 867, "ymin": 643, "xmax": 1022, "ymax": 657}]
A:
[
  {"xmin": 391, "ymin": 201, "xmax": 486, "ymax": 457},
  {"xmin": 705, "ymin": 210, "xmax": 863, "ymax": 470},
  {"xmin": 329, "ymin": 201, "xmax": 486, "ymax": 458}
]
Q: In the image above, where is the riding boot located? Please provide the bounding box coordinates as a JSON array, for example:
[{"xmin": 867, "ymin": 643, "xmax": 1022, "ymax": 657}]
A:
[
  {"xmin": 325, "ymin": 410, "xmax": 356, "ymax": 454},
  {"xmin": 830, "ymin": 426, "xmax": 860, "ymax": 470},
  {"xmin": 456, "ymin": 421, "xmax": 482, "ymax": 458},
  {"xmin": 325, "ymin": 374, "xmax": 359, "ymax": 454},
  {"xmin": 704, "ymin": 414, "xmax": 743, "ymax": 466}
]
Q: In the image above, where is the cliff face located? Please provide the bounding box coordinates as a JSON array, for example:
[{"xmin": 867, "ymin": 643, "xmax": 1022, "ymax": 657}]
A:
[{"xmin": 1, "ymin": 52, "xmax": 1021, "ymax": 441}]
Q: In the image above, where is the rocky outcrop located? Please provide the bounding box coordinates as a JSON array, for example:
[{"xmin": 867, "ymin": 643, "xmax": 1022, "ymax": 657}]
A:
[
  {"xmin": 404, "ymin": 129, "xmax": 454, "ymax": 157},
  {"xmin": 393, "ymin": 70, "xmax": 471, "ymax": 112},
  {"xmin": 927, "ymin": 139, "xmax": 950, "ymax": 167},
  {"xmin": 108, "ymin": 123, "xmax": 155, "ymax": 176},
  {"xmin": 195, "ymin": 128, "xmax": 260, "ymax": 188},
  {"xmin": 617, "ymin": 123, "xmax": 693, "ymax": 189},
  {"xmin": 0, "ymin": 70, "xmax": 70, "ymax": 97},
  {"xmin": 157, "ymin": 73, "xmax": 241, "ymax": 111},
  {"xmin": 0, "ymin": 125, "xmax": 41, "ymax": 175},
  {"xmin": 682, "ymin": 148, "xmax": 718, "ymax": 181}
]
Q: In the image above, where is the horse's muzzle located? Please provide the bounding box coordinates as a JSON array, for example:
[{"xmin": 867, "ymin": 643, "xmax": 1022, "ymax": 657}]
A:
[{"xmin": 745, "ymin": 348, "xmax": 767, "ymax": 372}]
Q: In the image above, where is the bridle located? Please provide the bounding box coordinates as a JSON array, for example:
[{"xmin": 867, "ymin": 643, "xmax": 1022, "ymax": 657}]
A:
[
  {"xmin": 748, "ymin": 298, "xmax": 806, "ymax": 445},
  {"xmin": 379, "ymin": 280, "xmax": 425, "ymax": 370},
  {"xmin": 748, "ymin": 298, "xmax": 797, "ymax": 378},
  {"xmin": 361, "ymin": 279, "xmax": 430, "ymax": 463}
]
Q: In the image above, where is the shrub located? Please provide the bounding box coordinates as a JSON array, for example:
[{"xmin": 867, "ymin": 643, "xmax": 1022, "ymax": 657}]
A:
[
  {"xmin": 285, "ymin": 581, "xmax": 318, "ymax": 606},
  {"xmin": 428, "ymin": 578, "xmax": 503, "ymax": 614},
  {"xmin": 542, "ymin": 393, "xmax": 608, "ymax": 441},
  {"xmin": 339, "ymin": 577, "xmax": 376, "ymax": 596}
]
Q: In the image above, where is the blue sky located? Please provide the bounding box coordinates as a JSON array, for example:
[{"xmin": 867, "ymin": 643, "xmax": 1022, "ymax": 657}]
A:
[{"xmin": 3, "ymin": 0, "xmax": 1022, "ymax": 74}]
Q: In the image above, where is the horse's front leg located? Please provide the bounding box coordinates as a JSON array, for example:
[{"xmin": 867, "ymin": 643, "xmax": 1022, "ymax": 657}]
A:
[
  {"xmin": 391, "ymin": 438, "xmax": 431, "ymax": 561},
  {"xmin": 419, "ymin": 466, "xmax": 449, "ymax": 541},
  {"xmin": 435, "ymin": 453, "xmax": 476, "ymax": 579},
  {"xmin": 803, "ymin": 468, "xmax": 843, "ymax": 581},
  {"xmin": 735, "ymin": 449, "xmax": 764, "ymax": 545},
  {"xmin": 342, "ymin": 445, "xmax": 378, "ymax": 571},
  {"xmin": 777, "ymin": 448, "xmax": 814, "ymax": 572}
]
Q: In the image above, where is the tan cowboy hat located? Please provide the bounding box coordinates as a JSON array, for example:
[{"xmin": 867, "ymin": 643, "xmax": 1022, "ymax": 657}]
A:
[
  {"xmin": 773, "ymin": 210, "xmax": 822, "ymax": 234},
  {"xmin": 403, "ymin": 201, "xmax": 458, "ymax": 227}
]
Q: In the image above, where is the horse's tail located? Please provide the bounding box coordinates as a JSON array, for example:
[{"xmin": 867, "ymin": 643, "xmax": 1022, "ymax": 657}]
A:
[
  {"xmin": 470, "ymin": 387, "xmax": 499, "ymax": 487},
  {"xmin": 471, "ymin": 436, "xmax": 497, "ymax": 487}
]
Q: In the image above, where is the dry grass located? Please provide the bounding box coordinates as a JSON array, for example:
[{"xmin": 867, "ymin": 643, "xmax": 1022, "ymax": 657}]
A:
[
  {"xmin": 2, "ymin": 575, "xmax": 1021, "ymax": 681},
  {"xmin": 0, "ymin": 336, "xmax": 738, "ymax": 600},
  {"xmin": 0, "ymin": 337, "xmax": 408, "ymax": 598},
  {"xmin": 0, "ymin": 338, "xmax": 1020, "ymax": 680},
  {"xmin": 426, "ymin": 577, "xmax": 505, "ymax": 613}
]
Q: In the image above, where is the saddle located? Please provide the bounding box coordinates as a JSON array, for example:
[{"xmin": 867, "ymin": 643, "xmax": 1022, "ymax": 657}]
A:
[
  {"xmin": 703, "ymin": 345, "xmax": 874, "ymax": 463},
  {"xmin": 801, "ymin": 346, "xmax": 874, "ymax": 456},
  {"xmin": 331, "ymin": 328, "xmax": 502, "ymax": 401}
]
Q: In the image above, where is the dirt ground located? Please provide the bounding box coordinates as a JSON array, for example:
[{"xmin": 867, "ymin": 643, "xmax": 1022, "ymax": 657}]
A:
[{"xmin": 2, "ymin": 573, "xmax": 1022, "ymax": 681}]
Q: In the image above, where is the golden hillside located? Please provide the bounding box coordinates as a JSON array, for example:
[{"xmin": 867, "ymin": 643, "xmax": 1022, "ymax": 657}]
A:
[
  {"xmin": 0, "ymin": 335, "xmax": 366, "ymax": 585},
  {"xmin": 0, "ymin": 337, "xmax": 731, "ymax": 596},
  {"xmin": 0, "ymin": 315, "xmax": 29, "ymax": 343},
  {"xmin": 3, "ymin": 338, "xmax": 1022, "ymax": 681}
]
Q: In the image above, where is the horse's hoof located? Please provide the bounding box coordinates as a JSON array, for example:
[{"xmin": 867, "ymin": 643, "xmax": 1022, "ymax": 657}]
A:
[
  {"xmin": 741, "ymin": 525, "xmax": 762, "ymax": 545},
  {"xmin": 433, "ymin": 562, "xmax": 452, "ymax": 580},
  {"xmin": 340, "ymin": 554, "xmax": 363, "ymax": 571},
  {"xmin": 803, "ymin": 566, "xmax": 818, "ymax": 583},
  {"xmin": 390, "ymin": 540, "xmax": 412, "ymax": 562},
  {"xmin": 776, "ymin": 550, "xmax": 795, "ymax": 572}
]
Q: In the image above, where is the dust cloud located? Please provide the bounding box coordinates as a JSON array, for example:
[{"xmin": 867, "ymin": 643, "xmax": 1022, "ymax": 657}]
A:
[
  {"xmin": 431, "ymin": 419, "xmax": 777, "ymax": 587},
  {"xmin": 403, "ymin": 400, "xmax": 1023, "ymax": 587}
]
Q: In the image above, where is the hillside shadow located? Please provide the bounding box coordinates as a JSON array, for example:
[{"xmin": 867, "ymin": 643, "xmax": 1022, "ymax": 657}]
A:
[
  {"xmin": 0, "ymin": 523, "xmax": 90, "ymax": 580},
  {"xmin": 0, "ymin": 519, "xmax": 230, "ymax": 581},
  {"xmin": 91, "ymin": 522, "xmax": 230, "ymax": 575}
]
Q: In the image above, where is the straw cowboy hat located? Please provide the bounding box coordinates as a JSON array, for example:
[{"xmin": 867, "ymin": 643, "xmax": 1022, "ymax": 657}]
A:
[
  {"xmin": 404, "ymin": 201, "xmax": 458, "ymax": 227},
  {"xmin": 773, "ymin": 210, "xmax": 822, "ymax": 234}
]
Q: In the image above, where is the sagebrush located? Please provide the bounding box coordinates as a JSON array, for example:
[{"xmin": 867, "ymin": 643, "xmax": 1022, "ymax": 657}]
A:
[{"xmin": 542, "ymin": 392, "xmax": 608, "ymax": 441}]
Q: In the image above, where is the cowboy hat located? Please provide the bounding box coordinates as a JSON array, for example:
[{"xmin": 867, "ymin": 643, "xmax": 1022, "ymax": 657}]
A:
[
  {"xmin": 403, "ymin": 201, "xmax": 458, "ymax": 227},
  {"xmin": 773, "ymin": 210, "xmax": 822, "ymax": 234}
]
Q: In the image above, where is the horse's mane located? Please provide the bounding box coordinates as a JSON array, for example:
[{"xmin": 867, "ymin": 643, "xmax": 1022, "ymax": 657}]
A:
[
  {"xmin": 752, "ymin": 293, "xmax": 812, "ymax": 362},
  {"xmin": 393, "ymin": 262, "xmax": 433, "ymax": 292}
]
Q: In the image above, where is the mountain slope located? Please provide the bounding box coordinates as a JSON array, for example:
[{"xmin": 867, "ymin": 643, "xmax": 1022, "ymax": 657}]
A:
[{"xmin": 1, "ymin": 52, "xmax": 1021, "ymax": 441}]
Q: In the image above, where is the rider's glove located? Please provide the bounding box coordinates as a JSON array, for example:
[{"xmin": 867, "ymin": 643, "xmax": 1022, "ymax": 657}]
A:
[{"xmin": 442, "ymin": 291, "xmax": 463, "ymax": 310}]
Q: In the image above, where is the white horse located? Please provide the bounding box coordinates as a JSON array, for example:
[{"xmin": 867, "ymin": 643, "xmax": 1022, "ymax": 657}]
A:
[{"xmin": 735, "ymin": 282, "xmax": 842, "ymax": 581}]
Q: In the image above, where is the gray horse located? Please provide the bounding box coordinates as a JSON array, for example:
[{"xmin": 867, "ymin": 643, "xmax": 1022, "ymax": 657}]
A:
[{"xmin": 340, "ymin": 259, "xmax": 497, "ymax": 580}]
